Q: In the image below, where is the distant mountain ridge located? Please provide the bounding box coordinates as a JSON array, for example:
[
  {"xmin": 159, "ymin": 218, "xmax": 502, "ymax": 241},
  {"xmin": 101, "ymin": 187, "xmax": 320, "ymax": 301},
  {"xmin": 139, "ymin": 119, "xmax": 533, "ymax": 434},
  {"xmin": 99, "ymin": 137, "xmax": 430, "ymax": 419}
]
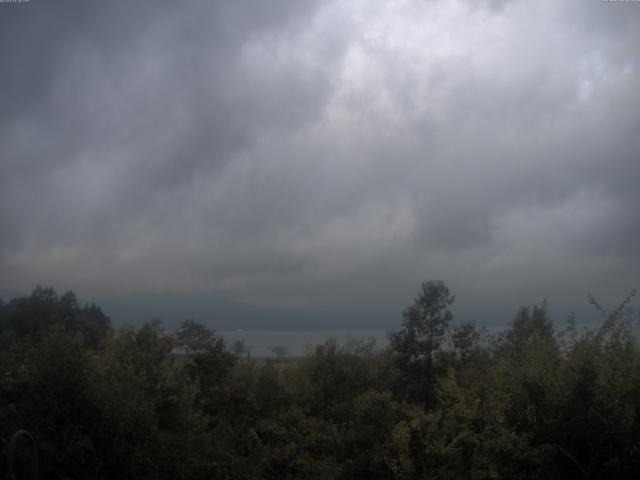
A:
[
  {"xmin": 96, "ymin": 293, "xmax": 398, "ymax": 331},
  {"xmin": 2, "ymin": 287, "xmax": 600, "ymax": 332},
  {"xmin": 0, "ymin": 287, "xmax": 397, "ymax": 330}
]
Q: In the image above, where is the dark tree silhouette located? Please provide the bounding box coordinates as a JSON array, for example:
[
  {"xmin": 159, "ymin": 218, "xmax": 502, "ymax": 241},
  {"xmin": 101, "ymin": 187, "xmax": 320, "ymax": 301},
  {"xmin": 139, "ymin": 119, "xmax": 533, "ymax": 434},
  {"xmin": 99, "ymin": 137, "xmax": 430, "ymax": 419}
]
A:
[{"xmin": 388, "ymin": 280, "xmax": 454, "ymax": 406}]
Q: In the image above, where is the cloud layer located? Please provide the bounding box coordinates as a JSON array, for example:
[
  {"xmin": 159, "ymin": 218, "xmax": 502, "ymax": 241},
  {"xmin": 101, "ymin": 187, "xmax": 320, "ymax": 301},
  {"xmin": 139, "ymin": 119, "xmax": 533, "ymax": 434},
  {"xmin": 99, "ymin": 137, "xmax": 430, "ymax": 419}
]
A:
[{"xmin": 1, "ymin": 0, "xmax": 639, "ymax": 321}]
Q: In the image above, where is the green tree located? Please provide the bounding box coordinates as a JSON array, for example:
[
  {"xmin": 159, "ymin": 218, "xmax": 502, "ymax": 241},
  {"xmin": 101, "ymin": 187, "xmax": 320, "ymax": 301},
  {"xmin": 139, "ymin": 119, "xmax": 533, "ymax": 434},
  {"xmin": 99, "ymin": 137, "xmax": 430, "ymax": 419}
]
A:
[
  {"xmin": 506, "ymin": 301, "xmax": 554, "ymax": 348},
  {"xmin": 0, "ymin": 286, "xmax": 110, "ymax": 349},
  {"xmin": 232, "ymin": 339, "xmax": 250, "ymax": 357},
  {"xmin": 9, "ymin": 327, "xmax": 101, "ymax": 479},
  {"xmin": 175, "ymin": 319, "xmax": 216, "ymax": 354},
  {"xmin": 389, "ymin": 280, "xmax": 455, "ymax": 406}
]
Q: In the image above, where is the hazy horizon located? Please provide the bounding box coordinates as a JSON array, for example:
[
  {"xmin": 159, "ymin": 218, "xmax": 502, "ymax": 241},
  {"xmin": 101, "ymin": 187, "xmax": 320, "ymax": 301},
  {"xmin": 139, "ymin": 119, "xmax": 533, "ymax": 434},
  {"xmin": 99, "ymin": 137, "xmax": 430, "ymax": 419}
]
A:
[{"xmin": 0, "ymin": 286, "xmax": 613, "ymax": 334}]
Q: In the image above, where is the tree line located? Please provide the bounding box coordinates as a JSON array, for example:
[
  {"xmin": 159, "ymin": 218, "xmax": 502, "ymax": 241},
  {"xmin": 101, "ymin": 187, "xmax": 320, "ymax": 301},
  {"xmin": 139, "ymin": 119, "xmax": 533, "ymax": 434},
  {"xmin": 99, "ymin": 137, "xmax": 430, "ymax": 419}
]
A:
[{"xmin": 0, "ymin": 282, "xmax": 639, "ymax": 479}]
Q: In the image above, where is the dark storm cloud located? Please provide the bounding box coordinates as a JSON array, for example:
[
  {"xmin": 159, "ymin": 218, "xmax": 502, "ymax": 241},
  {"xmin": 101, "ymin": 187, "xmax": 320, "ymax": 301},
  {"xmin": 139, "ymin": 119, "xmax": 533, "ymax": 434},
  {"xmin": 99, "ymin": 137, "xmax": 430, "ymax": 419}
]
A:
[
  {"xmin": 1, "ymin": 0, "xmax": 331, "ymax": 242},
  {"xmin": 1, "ymin": 0, "xmax": 638, "ymax": 320}
]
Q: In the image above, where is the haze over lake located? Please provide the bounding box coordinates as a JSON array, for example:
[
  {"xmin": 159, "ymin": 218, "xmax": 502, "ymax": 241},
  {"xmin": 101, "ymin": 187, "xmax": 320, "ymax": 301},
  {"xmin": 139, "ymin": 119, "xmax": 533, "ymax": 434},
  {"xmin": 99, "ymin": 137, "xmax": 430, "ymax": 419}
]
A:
[{"xmin": 219, "ymin": 329, "xmax": 389, "ymax": 358}]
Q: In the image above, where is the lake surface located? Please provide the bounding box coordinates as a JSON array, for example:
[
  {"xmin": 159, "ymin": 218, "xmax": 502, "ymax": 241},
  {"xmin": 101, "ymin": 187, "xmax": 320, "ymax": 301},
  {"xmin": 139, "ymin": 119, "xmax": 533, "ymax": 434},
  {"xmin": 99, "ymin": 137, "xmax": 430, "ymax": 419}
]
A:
[{"xmin": 218, "ymin": 329, "xmax": 390, "ymax": 357}]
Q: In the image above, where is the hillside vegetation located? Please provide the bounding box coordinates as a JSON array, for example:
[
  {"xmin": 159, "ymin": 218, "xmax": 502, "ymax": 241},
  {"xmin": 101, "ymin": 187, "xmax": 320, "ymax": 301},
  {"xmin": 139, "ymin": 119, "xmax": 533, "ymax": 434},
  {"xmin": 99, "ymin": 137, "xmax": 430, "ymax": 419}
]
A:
[{"xmin": 1, "ymin": 282, "xmax": 639, "ymax": 479}]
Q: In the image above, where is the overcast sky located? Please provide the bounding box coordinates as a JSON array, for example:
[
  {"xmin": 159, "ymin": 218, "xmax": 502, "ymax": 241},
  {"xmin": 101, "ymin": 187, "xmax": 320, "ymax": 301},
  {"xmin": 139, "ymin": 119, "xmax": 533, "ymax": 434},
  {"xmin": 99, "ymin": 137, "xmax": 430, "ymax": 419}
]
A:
[{"xmin": 1, "ymin": 0, "xmax": 639, "ymax": 325}]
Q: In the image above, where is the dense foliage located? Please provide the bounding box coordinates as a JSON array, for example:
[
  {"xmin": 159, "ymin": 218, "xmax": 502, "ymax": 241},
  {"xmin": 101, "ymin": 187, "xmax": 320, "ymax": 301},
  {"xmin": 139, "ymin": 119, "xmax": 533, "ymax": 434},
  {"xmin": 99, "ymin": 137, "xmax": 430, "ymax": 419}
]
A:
[{"xmin": 1, "ymin": 283, "xmax": 639, "ymax": 479}]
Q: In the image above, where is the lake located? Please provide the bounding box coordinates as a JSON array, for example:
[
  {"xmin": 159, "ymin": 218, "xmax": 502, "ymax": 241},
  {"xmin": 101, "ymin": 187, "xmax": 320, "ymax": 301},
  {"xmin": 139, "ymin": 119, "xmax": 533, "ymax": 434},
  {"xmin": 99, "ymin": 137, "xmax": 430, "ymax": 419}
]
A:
[{"xmin": 218, "ymin": 329, "xmax": 390, "ymax": 357}]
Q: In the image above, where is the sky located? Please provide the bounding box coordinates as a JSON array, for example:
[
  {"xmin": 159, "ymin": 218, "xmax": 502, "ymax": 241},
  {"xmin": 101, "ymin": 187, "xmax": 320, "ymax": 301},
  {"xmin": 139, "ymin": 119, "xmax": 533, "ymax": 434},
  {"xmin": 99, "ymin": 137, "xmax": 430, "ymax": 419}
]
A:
[{"xmin": 1, "ymin": 0, "xmax": 639, "ymax": 327}]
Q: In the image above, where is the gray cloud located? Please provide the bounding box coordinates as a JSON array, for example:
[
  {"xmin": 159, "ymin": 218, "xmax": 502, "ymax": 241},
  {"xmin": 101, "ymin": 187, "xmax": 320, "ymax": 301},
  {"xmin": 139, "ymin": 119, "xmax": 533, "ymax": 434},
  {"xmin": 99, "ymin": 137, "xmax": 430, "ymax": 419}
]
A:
[{"xmin": 1, "ymin": 0, "xmax": 639, "ymax": 323}]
